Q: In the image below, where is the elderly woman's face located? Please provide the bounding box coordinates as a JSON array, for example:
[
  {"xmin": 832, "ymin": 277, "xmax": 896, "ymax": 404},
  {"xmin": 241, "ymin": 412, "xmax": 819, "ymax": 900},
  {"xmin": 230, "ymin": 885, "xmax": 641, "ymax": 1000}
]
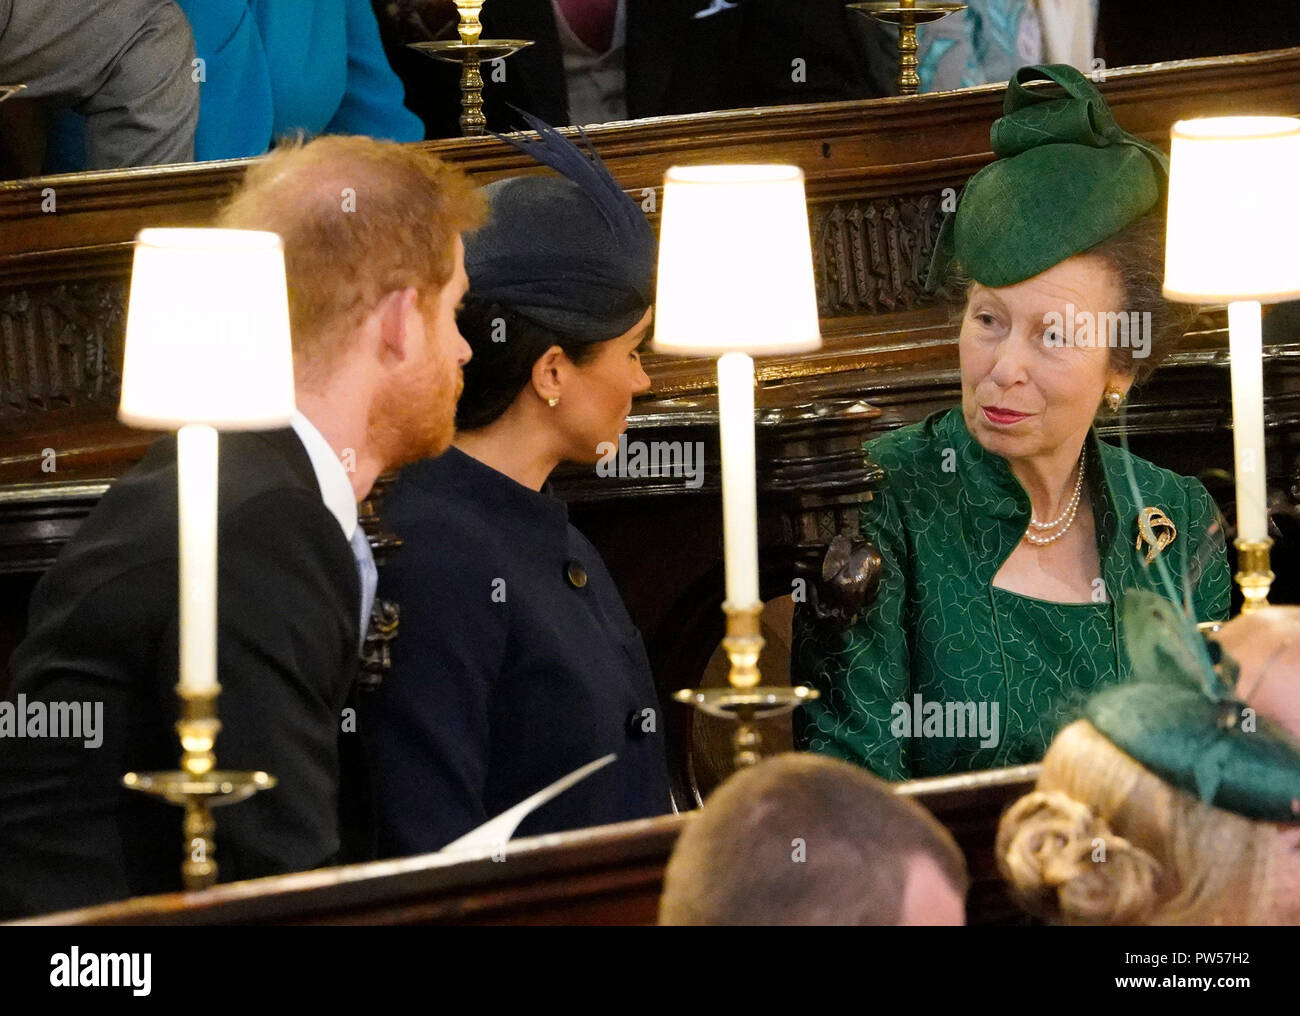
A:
[{"xmin": 959, "ymin": 255, "xmax": 1132, "ymax": 463}]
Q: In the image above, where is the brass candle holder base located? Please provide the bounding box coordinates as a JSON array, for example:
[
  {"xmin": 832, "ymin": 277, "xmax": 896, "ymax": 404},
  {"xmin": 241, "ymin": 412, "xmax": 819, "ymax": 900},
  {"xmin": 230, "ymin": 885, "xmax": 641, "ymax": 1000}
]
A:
[
  {"xmin": 123, "ymin": 687, "xmax": 275, "ymax": 891},
  {"xmin": 1234, "ymin": 537, "xmax": 1275, "ymax": 615},
  {"xmin": 847, "ymin": 3, "xmax": 968, "ymax": 96},
  {"xmin": 674, "ymin": 603, "xmax": 819, "ymax": 770},
  {"xmin": 408, "ymin": 40, "xmax": 534, "ymax": 137}
]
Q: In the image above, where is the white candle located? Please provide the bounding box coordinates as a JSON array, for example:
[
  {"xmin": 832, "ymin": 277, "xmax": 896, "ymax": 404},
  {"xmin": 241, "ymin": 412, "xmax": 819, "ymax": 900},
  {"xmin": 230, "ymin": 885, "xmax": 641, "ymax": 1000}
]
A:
[
  {"xmin": 717, "ymin": 352, "xmax": 760, "ymax": 607},
  {"xmin": 1228, "ymin": 300, "xmax": 1268, "ymax": 542},
  {"xmin": 177, "ymin": 423, "xmax": 219, "ymax": 695}
]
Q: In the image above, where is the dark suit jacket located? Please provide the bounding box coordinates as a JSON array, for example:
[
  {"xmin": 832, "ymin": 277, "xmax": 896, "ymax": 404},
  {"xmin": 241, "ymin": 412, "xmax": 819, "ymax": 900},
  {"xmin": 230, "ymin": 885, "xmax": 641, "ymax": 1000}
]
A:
[
  {"xmin": 377, "ymin": 0, "xmax": 896, "ymax": 137},
  {"xmin": 359, "ymin": 447, "xmax": 673, "ymax": 855},
  {"xmin": 1097, "ymin": 0, "xmax": 1300, "ymax": 66},
  {"xmin": 0, "ymin": 429, "xmax": 361, "ymax": 919}
]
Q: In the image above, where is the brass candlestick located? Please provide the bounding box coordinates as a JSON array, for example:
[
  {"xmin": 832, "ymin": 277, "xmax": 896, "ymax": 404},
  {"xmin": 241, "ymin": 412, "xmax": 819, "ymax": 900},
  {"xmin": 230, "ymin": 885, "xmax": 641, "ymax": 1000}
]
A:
[
  {"xmin": 1234, "ymin": 537, "xmax": 1275, "ymax": 614},
  {"xmin": 847, "ymin": 2, "xmax": 968, "ymax": 96},
  {"xmin": 123, "ymin": 686, "xmax": 274, "ymax": 891},
  {"xmin": 408, "ymin": 1, "xmax": 533, "ymax": 136},
  {"xmin": 674, "ymin": 603, "xmax": 818, "ymax": 770}
]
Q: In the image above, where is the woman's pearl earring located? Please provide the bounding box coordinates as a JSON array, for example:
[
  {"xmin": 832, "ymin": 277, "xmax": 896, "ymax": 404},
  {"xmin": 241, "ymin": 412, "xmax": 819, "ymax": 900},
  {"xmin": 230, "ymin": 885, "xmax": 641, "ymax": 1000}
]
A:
[
  {"xmin": 1105, "ymin": 388, "xmax": 1124, "ymax": 412},
  {"xmin": 547, "ymin": 397, "xmax": 560, "ymax": 408}
]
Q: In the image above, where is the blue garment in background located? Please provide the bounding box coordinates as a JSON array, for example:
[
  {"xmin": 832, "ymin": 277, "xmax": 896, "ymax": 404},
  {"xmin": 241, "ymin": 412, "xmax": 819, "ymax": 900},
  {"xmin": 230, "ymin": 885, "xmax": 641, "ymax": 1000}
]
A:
[
  {"xmin": 177, "ymin": 0, "xmax": 423, "ymax": 159},
  {"xmin": 46, "ymin": 0, "xmax": 422, "ymax": 171},
  {"xmin": 916, "ymin": 0, "xmax": 1099, "ymax": 92},
  {"xmin": 917, "ymin": 0, "xmax": 1039, "ymax": 91}
]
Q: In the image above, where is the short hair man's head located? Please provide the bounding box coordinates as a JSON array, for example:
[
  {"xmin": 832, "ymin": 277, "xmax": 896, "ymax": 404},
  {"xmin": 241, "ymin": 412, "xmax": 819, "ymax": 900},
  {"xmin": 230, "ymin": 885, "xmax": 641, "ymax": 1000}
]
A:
[
  {"xmin": 216, "ymin": 135, "xmax": 486, "ymax": 470},
  {"xmin": 1213, "ymin": 605, "xmax": 1300, "ymax": 741},
  {"xmin": 659, "ymin": 753, "xmax": 968, "ymax": 925}
]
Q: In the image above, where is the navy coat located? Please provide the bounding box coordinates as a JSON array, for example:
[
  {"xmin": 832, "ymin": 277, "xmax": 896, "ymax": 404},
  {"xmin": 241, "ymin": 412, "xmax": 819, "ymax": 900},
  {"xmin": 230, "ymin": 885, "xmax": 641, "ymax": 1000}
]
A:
[{"xmin": 361, "ymin": 446, "xmax": 673, "ymax": 854}]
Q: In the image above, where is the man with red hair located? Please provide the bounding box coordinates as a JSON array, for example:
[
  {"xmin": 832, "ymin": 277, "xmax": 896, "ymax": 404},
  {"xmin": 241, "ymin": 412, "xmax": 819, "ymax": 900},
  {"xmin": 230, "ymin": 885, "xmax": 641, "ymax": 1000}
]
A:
[{"xmin": 0, "ymin": 136, "xmax": 484, "ymax": 918}]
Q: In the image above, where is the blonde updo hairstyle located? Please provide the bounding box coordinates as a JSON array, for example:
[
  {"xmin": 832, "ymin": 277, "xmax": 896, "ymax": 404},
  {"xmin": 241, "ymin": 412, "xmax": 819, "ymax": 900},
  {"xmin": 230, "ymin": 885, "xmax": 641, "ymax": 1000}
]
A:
[{"xmin": 996, "ymin": 720, "xmax": 1274, "ymax": 925}]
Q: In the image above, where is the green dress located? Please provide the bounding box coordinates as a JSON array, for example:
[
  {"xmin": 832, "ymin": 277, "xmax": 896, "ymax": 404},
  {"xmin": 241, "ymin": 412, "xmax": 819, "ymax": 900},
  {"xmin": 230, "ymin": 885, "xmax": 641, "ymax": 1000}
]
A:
[{"xmin": 792, "ymin": 407, "xmax": 1232, "ymax": 780}]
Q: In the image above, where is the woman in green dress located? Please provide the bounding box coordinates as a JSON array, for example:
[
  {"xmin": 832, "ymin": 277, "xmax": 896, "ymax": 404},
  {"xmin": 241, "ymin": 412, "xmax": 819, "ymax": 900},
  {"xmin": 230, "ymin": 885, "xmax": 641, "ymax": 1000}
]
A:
[{"xmin": 793, "ymin": 64, "xmax": 1232, "ymax": 781}]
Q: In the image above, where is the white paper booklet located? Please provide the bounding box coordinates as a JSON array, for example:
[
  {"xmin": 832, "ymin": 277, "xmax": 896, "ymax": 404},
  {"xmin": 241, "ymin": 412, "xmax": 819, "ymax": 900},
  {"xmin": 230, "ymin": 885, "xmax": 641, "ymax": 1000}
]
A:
[{"xmin": 439, "ymin": 753, "xmax": 617, "ymax": 854}]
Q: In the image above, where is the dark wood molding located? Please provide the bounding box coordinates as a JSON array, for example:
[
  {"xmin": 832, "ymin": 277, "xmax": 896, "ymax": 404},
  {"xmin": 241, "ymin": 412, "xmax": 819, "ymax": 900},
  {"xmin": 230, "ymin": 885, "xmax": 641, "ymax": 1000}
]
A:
[
  {"xmin": 0, "ymin": 278, "xmax": 124, "ymax": 420},
  {"xmin": 2, "ymin": 47, "xmax": 1298, "ymax": 280},
  {"xmin": 11, "ymin": 764, "xmax": 1039, "ymax": 926}
]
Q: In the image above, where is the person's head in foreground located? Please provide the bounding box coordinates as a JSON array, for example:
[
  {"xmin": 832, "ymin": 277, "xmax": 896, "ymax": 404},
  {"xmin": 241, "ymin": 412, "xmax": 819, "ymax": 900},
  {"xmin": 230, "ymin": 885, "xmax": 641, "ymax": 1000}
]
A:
[
  {"xmin": 997, "ymin": 594, "xmax": 1300, "ymax": 925},
  {"xmin": 1214, "ymin": 605, "xmax": 1300, "ymax": 742},
  {"xmin": 946, "ymin": 65, "xmax": 1196, "ymax": 469},
  {"xmin": 217, "ymin": 134, "xmax": 485, "ymax": 490},
  {"xmin": 453, "ymin": 111, "xmax": 655, "ymax": 481},
  {"xmin": 659, "ymin": 753, "xmax": 968, "ymax": 925}
]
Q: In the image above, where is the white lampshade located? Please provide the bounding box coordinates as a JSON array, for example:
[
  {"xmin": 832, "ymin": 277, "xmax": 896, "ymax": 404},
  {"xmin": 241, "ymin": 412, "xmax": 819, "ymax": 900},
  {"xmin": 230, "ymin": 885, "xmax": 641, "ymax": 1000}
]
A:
[
  {"xmin": 119, "ymin": 228, "xmax": 296, "ymax": 429},
  {"xmin": 653, "ymin": 165, "xmax": 822, "ymax": 356},
  {"xmin": 1163, "ymin": 116, "xmax": 1300, "ymax": 304}
]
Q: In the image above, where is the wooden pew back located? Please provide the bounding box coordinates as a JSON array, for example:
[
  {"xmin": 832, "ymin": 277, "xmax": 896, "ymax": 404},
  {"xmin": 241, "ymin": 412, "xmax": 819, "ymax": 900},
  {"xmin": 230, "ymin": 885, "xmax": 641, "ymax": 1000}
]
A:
[{"xmin": 12, "ymin": 765, "xmax": 1039, "ymax": 926}]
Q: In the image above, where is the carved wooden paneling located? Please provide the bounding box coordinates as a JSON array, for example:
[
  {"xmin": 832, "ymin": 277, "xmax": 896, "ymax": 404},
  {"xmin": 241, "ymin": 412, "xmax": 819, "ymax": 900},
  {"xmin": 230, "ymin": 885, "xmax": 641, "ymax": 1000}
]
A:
[
  {"xmin": 0, "ymin": 191, "xmax": 953, "ymax": 423},
  {"xmin": 0, "ymin": 49, "xmax": 1293, "ymax": 449},
  {"xmin": 0, "ymin": 280, "xmax": 124, "ymax": 418},
  {"xmin": 811, "ymin": 191, "xmax": 952, "ymax": 316}
]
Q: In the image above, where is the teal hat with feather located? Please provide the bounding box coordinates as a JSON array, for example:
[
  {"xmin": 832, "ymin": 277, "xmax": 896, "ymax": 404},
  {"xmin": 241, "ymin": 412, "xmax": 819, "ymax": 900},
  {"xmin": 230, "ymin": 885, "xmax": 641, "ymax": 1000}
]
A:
[
  {"xmin": 1086, "ymin": 589, "xmax": 1300, "ymax": 824},
  {"xmin": 928, "ymin": 64, "xmax": 1170, "ymax": 290}
]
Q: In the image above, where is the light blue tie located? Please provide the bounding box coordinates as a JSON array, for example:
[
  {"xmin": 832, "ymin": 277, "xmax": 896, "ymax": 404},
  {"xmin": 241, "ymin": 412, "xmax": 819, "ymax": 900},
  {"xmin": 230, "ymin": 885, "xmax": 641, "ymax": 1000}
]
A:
[{"xmin": 349, "ymin": 525, "xmax": 378, "ymax": 646}]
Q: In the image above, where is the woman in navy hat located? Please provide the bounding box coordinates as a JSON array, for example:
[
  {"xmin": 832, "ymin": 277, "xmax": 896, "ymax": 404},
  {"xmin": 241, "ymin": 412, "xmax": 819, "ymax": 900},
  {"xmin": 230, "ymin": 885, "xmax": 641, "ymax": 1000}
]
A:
[{"xmin": 361, "ymin": 114, "xmax": 673, "ymax": 855}]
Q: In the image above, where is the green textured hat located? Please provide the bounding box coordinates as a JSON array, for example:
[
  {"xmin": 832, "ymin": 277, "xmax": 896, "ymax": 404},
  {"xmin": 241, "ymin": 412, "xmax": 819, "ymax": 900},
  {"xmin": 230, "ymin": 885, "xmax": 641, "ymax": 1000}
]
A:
[
  {"xmin": 1085, "ymin": 590, "xmax": 1300, "ymax": 824},
  {"xmin": 929, "ymin": 64, "xmax": 1169, "ymax": 290}
]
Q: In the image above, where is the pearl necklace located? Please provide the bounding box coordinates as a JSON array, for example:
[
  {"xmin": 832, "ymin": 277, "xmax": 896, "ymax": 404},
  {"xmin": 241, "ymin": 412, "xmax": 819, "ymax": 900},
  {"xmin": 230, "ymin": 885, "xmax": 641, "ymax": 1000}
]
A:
[{"xmin": 1023, "ymin": 454, "xmax": 1085, "ymax": 547}]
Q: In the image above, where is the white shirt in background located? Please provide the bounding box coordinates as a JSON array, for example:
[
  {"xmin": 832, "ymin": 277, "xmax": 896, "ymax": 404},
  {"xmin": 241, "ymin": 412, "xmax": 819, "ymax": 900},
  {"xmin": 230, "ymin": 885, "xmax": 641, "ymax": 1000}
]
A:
[
  {"xmin": 290, "ymin": 409, "xmax": 358, "ymax": 541},
  {"xmin": 551, "ymin": 0, "xmax": 628, "ymax": 126}
]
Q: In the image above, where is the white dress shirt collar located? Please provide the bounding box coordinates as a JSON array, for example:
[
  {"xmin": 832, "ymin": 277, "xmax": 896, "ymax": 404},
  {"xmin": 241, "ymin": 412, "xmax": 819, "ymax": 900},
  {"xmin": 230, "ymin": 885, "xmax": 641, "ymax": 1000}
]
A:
[{"xmin": 290, "ymin": 410, "xmax": 358, "ymax": 540}]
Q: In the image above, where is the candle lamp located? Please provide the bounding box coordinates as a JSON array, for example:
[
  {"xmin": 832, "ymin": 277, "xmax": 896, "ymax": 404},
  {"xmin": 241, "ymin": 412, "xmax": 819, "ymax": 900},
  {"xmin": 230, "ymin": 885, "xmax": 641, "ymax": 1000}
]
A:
[
  {"xmin": 654, "ymin": 165, "xmax": 822, "ymax": 770},
  {"xmin": 1163, "ymin": 116, "xmax": 1300, "ymax": 613},
  {"xmin": 407, "ymin": 1, "xmax": 533, "ymax": 136},
  {"xmin": 118, "ymin": 228, "xmax": 297, "ymax": 889},
  {"xmin": 847, "ymin": 2, "xmax": 967, "ymax": 96}
]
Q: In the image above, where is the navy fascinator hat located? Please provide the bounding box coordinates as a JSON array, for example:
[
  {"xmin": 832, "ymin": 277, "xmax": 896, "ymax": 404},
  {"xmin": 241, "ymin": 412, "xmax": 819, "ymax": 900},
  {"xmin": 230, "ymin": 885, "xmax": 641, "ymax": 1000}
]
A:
[{"xmin": 465, "ymin": 108, "xmax": 657, "ymax": 343}]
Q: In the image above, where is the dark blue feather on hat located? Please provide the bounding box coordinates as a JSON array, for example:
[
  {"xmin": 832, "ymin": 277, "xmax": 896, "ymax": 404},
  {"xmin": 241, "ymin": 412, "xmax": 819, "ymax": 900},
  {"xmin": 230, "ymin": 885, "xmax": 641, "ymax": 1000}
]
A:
[{"xmin": 464, "ymin": 107, "xmax": 657, "ymax": 342}]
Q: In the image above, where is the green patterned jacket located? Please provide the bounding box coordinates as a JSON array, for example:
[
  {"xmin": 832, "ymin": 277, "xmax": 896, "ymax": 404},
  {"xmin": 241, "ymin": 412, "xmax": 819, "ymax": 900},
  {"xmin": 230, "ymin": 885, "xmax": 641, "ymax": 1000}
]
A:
[{"xmin": 792, "ymin": 407, "xmax": 1231, "ymax": 780}]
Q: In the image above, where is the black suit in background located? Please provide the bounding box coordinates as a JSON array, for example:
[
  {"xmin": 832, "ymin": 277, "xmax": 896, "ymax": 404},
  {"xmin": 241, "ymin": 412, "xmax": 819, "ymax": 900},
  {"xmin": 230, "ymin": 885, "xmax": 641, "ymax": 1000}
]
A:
[
  {"xmin": 1097, "ymin": 0, "xmax": 1300, "ymax": 67},
  {"xmin": 375, "ymin": 0, "xmax": 896, "ymax": 138},
  {"xmin": 0, "ymin": 429, "xmax": 361, "ymax": 919}
]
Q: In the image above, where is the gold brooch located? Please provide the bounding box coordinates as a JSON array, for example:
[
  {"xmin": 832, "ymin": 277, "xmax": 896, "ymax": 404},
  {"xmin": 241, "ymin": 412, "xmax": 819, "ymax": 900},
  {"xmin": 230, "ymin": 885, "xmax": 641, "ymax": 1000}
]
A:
[{"xmin": 1136, "ymin": 507, "xmax": 1177, "ymax": 564}]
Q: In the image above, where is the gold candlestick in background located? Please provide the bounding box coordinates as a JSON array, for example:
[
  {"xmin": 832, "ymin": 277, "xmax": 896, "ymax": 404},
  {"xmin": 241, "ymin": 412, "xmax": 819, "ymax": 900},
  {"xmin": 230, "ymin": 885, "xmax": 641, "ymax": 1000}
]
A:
[
  {"xmin": 847, "ymin": 2, "xmax": 967, "ymax": 96},
  {"xmin": 1234, "ymin": 538, "xmax": 1275, "ymax": 614},
  {"xmin": 454, "ymin": 0, "xmax": 483, "ymax": 44},
  {"xmin": 674, "ymin": 604, "xmax": 817, "ymax": 770},
  {"xmin": 408, "ymin": 1, "xmax": 533, "ymax": 137},
  {"xmin": 124, "ymin": 688, "xmax": 274, "ymax": 890}
]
